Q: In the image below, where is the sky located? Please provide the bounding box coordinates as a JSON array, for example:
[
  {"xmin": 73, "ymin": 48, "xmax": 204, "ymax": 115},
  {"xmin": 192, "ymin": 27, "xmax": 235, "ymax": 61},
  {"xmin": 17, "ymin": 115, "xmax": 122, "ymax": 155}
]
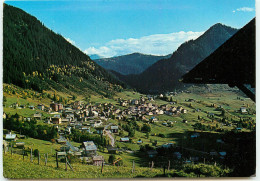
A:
[{"xmin": 4, "ymin": 0, "xmax": 256, "ymax": 58}]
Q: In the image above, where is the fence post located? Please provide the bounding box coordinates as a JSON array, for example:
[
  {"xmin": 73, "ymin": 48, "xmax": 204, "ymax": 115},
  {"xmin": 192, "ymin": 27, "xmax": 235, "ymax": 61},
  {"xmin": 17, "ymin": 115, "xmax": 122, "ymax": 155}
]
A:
[
  {"xmin": 11, "ymin": 143, "xmax": 13, "ymax": 156},
  {"xmin": 56, "ymin": 152, "xmax": 59, "ymax": 168},
  {"xmin": 168, "ymin": 160, "xmax": 170, "ymax": 171},
  {"xmin": 38, "ymin": 152, "xmax": 40, "ymax": 165},
  {"xmin": 23, "ymin": 148, "xmax": 25, "ymax": 161},
  {"xmin": 132, "ymin": 160, "xmax": 135, "ymax": 173},
  {"xmin": 65, "ymin": 156, "xmax": 67, "ymax": 171},
  {"xmin": 30, "ymin": 148, "xmax": 33, "ymax": 163},
  {"xmin": 3, "ymin": 145, "xmax": 5, "ymax": 154},
  {"xmin": 163, "ymin": 165, "xmax": 166, "ymax": 176},
  {"xmin": 151, "ymin": 161, "xmax": 154, "ymax": 171},
  {"xmin": 101, "ymin": 161, "xmax": 104, "ymax": 174},
  {"xmin": 45, "ymin": 153, "xmax": 48, "ymax": 166}
]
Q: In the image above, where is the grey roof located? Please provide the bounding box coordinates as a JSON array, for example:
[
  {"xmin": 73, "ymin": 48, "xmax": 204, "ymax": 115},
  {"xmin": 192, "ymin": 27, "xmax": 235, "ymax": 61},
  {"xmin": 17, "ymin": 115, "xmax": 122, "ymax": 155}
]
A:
[
  {"xmin": 83, "ymin": 141, "xmax": 97, "ymax": 151},
  {"xmin": 6, "ymin": 133, "xmax": 16, "ymax": 139},
  {"xmin": 111, "ymin": 126, "xmax": 118, "ymax": 129},
  {"xmin": 120, "ymin": 137, "xmax": 129, "ymax": 141}
]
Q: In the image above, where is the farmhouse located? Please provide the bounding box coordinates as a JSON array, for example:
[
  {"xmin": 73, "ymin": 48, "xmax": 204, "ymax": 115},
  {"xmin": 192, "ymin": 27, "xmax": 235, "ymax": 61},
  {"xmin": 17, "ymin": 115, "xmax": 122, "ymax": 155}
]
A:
[
  {"xmin": 240, "ymin": 107, "xmax": 247, "ymax": 114},
  {"xmin": 120, "ymin": 137, "xmax": 130, "ymax": 142},
  {"xmin": 92, "ymin": 156, "xmax": 104, "ymax": 166},
  {"xmin": 33, "ymin": 113, "xmax": 42, "ymax": 120},
  {"xmin": 37, "ymin": 104, "xmax": 45, "ymax": 110},
  {"xmin": 110, "ymin": 125, "xmax": 119, "ymax": 133},
  {"xmin": 82, "ymin": 141, "xmax": 97, "ymax": 157},
  {"xmin": 107, "ymin": 145, "xmax": 117, "ymax": 154},
  {"xmin": 147, "ymin": 150, "xmax": 158, "ymax": 158},
  {"xmin": 50, "ymin": 103, "xmax": 59, "ymax": 112},
  {"xmin": 5, "ymin": 132, "xmax": 16, "ymax": 141},
  {"xmin": 52, "ymin": 117, "xmax": 62, "ymax": 124}
]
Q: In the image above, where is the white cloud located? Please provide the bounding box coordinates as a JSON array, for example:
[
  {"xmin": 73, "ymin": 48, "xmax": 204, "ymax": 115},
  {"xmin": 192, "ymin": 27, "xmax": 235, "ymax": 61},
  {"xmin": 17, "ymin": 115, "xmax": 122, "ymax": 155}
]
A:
[
  {"xmin": 233, "ymin": 7, "xmax": 254, "ymax": 13},
  {"xmin": 84, "ymin": 31, "xmax": 204, "ymax": 58},
  {"xmin": 65, "ymin": 37, "xmax": 76, "ymax": 45}
]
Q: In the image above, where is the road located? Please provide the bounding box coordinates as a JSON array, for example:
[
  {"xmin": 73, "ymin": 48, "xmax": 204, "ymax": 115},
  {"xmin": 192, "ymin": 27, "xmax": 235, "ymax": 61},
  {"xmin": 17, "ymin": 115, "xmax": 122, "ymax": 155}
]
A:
[
  {"xmin": 60, "ymin": 135, "xmax": 79, "ymax": 152},
  {"xmin": 104, "ymin": 123, "xmax": 115, "ymax": 147}
]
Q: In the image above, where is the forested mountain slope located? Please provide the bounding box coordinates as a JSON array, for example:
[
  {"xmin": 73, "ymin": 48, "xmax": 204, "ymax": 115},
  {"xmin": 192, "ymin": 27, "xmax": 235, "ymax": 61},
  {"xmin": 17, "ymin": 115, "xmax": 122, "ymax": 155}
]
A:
[
  {"xmin": 94, "ymin": 53, "xmax": 171, "ymax": 75},
  {"xmin": 3, "ymin": 4, "xmax": 124, "ymax": 97},
  {"xmin": 118, "ymin": 23, "xmax": 238, "ymax": 93}
]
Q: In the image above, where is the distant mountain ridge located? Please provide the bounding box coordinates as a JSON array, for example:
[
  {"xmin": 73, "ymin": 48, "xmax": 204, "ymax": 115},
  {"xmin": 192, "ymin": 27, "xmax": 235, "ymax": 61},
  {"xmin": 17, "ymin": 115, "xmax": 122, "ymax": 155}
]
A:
[
  {"xmin": 94, "ymin": 53, "xmax": 171, "ymax": 75},
  {"xmin": 89, "ymin": 54, "xmax": 104, "ymax": 60},
  {"xmin": 116, "ymin": 23, "xmax": 238, "ymax": 93},
  {"xmin": 3, "ymin": 4, "xmax": 124, "ymax": 96}
]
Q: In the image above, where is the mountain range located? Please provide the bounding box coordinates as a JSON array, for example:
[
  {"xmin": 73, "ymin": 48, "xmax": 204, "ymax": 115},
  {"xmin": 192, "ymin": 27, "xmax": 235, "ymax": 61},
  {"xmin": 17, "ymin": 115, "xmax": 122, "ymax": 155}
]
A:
[
  {"xmin": 93, "ymin": 53, "xmax": 171, "ymax": 75},
  {"xmin": 113, "ymin": 23, "xmax": 238, "ymax": 93},
  {"xmin": 3, "ymin": 4, "xmax": 124, "ymax": 97}
]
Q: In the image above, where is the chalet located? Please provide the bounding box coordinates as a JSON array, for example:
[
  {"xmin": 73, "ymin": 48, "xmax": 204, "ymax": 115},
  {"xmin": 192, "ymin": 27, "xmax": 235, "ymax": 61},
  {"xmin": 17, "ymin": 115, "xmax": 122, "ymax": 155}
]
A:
[
  {"xmin": 150, "ymin": 116, "xmax": 158, "ymax": 123},
  {"xmin": 56, "ymin": 138, "xmax": 67, "ymax": 144},
  {"xmin": 171, "ymin": 107, "xmax": 177, "ymax": 112},
  {"xmin": 96, "ymin": 127, "xmax": 104, "ymax": 134},
  {"xmin": 120, "ymin": 101, "xmax": 128, "ymax": 107},
  {"xmin": 147, "ymin": 103, "xmax": 153, "ymax": 108},
  {"xmin": 61, "ymin": 118, "xmax": 70, "ymax": 124},
  {"xmin": 147, "ymin": 112, "xmax": 153, "ymax": 116},
  {"xmin": 177, "ymin": 106, "xmax": 183, "ymax": 111},
  {"xmin": 140, "ymin": 97, "xmax": 146, "ymax": 103},
  {"xmin": 16, "ymin": 142, "xmax": 25, "ymax": 148},
  {"xmin": 33, "ymin": 113, "xmax": 42, "ymax": 120},
  {"xmin": 5, "ymin": 132, "xmax": 16, "ymax": 141},
  {"xmin": 148, "ymin": 97, "xmax": 154, "ymax": 101},
  {"xmin": 52, "ymin": 117, "xmax": 62, "ymax": 124},
  {"xmin": 162, "ymin": 122, "xmax": 167, "ymax": 126},
  {"xmin": 29, "ymin": 105, "xmax": 35, "ymax": 110},
  {"xmin": 120, "ymin": 137, "xmax": 130, "ymax": 142},
  {"xmin": 110, "ymin": 126, "xmax": 119, "ymax": 133},
  {"xmin": 82, "ymin": 141, "xmax": 97, "ymax": 157},
  {"xmin": 191, "ymin": 133, "xmax": 200, "ymax": 138},
  {"xmin": 50, "ymin": 103, "xmax": 59, "ymax": 112},
  {"xmin": 131, "ymin": 99, "xmax": 139, "ymax": 105},
  {"xmin": 82, "ymin": 127, "xmax": 91, "ymax": 133},
  {"xmin": 240, "ymin": 107, "xmax": 247, "ymax": 114},
  {"xmin": 60, "ymin": 146, "xmax": 70, "ymax": 152},
  {"xmin": 157, "ymin": 109, "xmax": 164, "ymax": 115},
  {"xmin": 93, "ymin": 120, "xmax": 102, "ymax": 127},
  {"xmin": 137, "ymin": 140, "xmax": 143, "ymax": 144},
  {"xmin": 219, "ymin": 152, "xmax": 227, "ymax": 159},
  {"xmin": 181, "ymin": 109, "xmax": 187, "ymax": 114},
  {"xmin": 37, "ymin": 104, "xmax": 45, "ymax": 110},
  {"xmin": 65, "ymin": 127, "xmax": 71, "ymax": 134},
  {"xmin": 75, "ymin": 123, "xmax": 82, "ymax": 129},
  {"xmin": 187, "ymin": 99, "xmax": 195, "ymax": 102},
  {"xmin": 73, "ymin": 101, "xmax": 83, "ymax": 107},
  {"xmin": 161, "ymin": 143, "xmax": 174, "ymax": 148},
  {"xmin": 165, "ymin": 111, "xmax": 173, "ymax": 116},
  {"xmin": 147, "ymin": 150, "xmax": 158, "ymax": 158},
  {"xmin": 182, "ymin": 120, "xmax": 188, "ymax": 123},
  {"xmin": 107, "ymin": 145, "xmax": 117, "ymax": 154},
  {"xmin": 92, "ymin": 156, "xmax": 104, "ymax": 166},
  {"xmin": 173, "ymin": 152, "xmax": 182, "ymax": 159}
]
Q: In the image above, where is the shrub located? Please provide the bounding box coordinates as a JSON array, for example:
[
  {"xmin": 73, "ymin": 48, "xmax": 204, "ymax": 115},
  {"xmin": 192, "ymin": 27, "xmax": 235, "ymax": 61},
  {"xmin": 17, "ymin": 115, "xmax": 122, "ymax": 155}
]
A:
[{"xmin": 108, "ymin": 154, "xmax": 116, "ymax": 164}]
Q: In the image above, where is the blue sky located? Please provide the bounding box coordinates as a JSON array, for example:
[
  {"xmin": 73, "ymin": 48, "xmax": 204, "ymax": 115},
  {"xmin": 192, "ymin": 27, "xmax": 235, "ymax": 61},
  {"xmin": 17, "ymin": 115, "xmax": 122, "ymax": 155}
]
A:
[{"xmin": 5, "ymin": 0, "xmax": 255, "ymax": 58}]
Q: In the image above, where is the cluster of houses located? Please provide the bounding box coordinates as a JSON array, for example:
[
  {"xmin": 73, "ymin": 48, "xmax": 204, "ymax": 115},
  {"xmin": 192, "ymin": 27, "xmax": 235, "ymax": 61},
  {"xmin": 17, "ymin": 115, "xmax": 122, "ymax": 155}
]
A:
[{"xmin": 118, "ymin": 97, "xmax": 187, "ymax": 118}]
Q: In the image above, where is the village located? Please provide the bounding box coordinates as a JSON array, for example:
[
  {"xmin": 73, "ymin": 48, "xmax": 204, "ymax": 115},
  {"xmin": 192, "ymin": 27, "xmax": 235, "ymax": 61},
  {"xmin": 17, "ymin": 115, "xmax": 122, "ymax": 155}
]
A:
[{"xmin": 3, "ymin": 89, "xmax": 255, "ymax": 170}]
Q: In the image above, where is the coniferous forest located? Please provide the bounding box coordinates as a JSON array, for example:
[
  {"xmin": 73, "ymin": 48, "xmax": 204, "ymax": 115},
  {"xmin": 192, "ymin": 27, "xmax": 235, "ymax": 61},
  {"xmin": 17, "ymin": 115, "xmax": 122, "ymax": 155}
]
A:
[{"xmin": 3, "ymin": 4, "xmax": 125, "ymax": 96}]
